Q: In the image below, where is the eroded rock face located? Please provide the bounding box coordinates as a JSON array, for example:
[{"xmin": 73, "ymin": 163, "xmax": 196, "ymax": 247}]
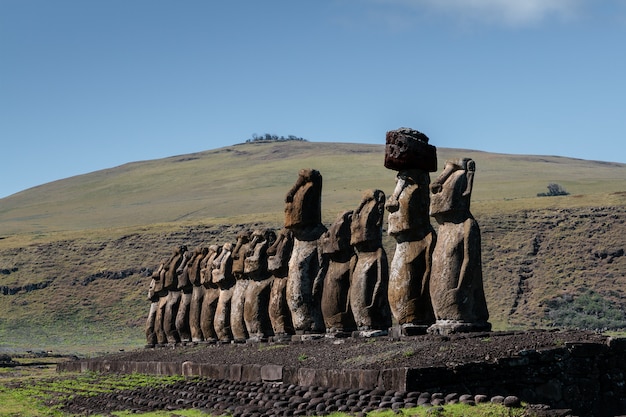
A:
[
  {"xmin": 285, "ymin": 169, "xmax": 327, "ymax": 334},
  {"xmin": 350, "ymin": 190, "xmax": 392, "ymax": 332},
  {"xmin": 320, "ymin": 210, "xmax": 356, "ymax": 334},
  {"xmin": 428, "ymin": 158, "xmax": 490, "ymax": 334},
  {"xmin": 385, "ymin": 132, "xmax": 437, "ymax": 333}
]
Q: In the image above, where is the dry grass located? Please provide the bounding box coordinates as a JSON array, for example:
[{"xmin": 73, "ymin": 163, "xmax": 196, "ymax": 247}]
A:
[{"xmin": 0, "ymin": 141, "xmax": 625, "ymax": 354}]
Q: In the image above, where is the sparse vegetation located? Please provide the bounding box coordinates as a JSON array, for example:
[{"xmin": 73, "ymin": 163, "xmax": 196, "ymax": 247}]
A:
[
  {"xmin": 0, "ymin": 141, "xmax": 625, "ymax": 353},
  {"xmin": 245, "ymin": 133, "xmax": 308, "ymax": 143},
  {"xmin": 537, "ymin": 183, "xmax": 570, "ymax": 197},
  {"xmin": 545, "ymin": 290, "xmax": 626, "ymax": 330}
]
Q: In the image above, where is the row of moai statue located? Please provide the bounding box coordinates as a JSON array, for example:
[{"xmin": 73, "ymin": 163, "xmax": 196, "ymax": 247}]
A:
[{"xmin": 145, "ymin": 127, "xmax": 490, "ymax": 346}]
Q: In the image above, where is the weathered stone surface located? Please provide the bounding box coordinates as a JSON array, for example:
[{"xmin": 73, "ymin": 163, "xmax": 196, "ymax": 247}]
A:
[
  {"xmin": 350, "ymin": 190, "xmax": 392, "ymax": 331},
  {"xmin": 384, "ymin": 127, "xmax": 437, "ymax": 172},
  {"xmin": 231, "ymin": 231, "xmax": 252, "ymax": 342},
  {"xmin": 320, "ymin": 210, "xmax": 356, "ymax": 333},
  {"xmin": 198, "ymin": 244, "xmax": 220, "ymax": 342},
  {"xmin": 428, "ymin": 158, "xmax": 490, "ymax": 334},
  {"xmin": 386, "ymin": 168, "xmax": 436, "ymax": 327},
  {"xmin": 212, "ymin": 242, "xmax": 234, "ymax": 342},
  {"xmin": 285, "ymin": 169, "xmax": 326, "ymax": 334},
  {"xmin": 243, "ymin": 229, "xmax": 276, "ymax": 340},
  {"xmin": 267, "ymin": 228, "xmax": 294, "ymax": 336}
]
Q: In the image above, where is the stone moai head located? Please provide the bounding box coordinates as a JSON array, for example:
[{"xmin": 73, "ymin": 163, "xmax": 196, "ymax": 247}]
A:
[
  {"xmin": 321, "ymin": 210, "xmax": 353, "ymax": 255},
  {"xmin": 430, "ymin": 158, "xmax": 475, "ymax": 219},
  {"xmin": 385, "ymin": 170, "xmax": 432, "ymax": 238},
  {"xmin": 384, "ymin": 128, "xmax": 437, "ymax": 240},
  {"xmin": 284, "ymin": 168, "xmax": 323, "ymax": 230},
  {"xmin": 244, "ymin": 228, "xmax": 276, "ymax": 276},
  {"xmin": 267, "ymin": 228, "xmax": 294, "ymax": 274},
  {"xmin": 351, "ymin": 189, "xmax": 386, "ymax": 246}
]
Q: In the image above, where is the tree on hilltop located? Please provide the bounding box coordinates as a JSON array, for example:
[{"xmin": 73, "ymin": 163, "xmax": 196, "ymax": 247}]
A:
[{"xmin": 246, "ymin": 133, "xmax": 308, "ymax": 143}]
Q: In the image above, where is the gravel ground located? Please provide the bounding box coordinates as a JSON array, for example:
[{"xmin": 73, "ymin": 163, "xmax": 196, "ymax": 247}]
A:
[{"xmin": 104, "ymin": 329, "xmax": 608, "ymax": 370}]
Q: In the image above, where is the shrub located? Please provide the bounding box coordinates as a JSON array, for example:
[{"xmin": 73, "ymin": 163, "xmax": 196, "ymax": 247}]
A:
[{"xmin": 537, "ymin": 183, "xmax": 570, "ymax": 197}]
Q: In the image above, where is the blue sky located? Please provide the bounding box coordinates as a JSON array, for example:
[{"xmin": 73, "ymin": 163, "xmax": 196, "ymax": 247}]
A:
[{"xmin": 1, "ymin": 0, "xmax": 625, "ymax": 198}]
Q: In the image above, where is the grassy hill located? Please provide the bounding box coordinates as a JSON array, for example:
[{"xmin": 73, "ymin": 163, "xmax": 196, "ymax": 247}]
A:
[{"xmin": 0, "ymin": 140, "xmax": 625, "ymax": 354}]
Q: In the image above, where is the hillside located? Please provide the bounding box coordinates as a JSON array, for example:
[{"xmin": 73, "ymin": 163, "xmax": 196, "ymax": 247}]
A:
[{"xmin": 0, "ymin": 141, "xmax": 625, "ymax": 354}]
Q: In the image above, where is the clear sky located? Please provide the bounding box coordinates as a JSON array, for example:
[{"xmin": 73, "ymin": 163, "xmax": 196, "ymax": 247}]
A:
[{"xmin": 2, "ymin": 0, "xmax": 625, "ymax": 198}]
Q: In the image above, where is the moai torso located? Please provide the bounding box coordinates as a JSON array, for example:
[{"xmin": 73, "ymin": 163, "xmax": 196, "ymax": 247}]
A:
[
  {"xmin": 267, "ymin": 228, "xmax": 294, "ymax": 337},
  {"xmin": 320, "ymin": 210, "xmax": 356, "ymax": 334},
  {"xmin": 350, "ymin": 189, "xmax": 391, "ymax": 333},
  {"xmin": 428, "ymin": 158, "xmax": 490, "ymax": 334},
  {"xmin": 243, "ymin": 229, "xmax": 276, "ymax": 340},
  {"xmin": 231, "ymin": 231, "xmax": 253, "ymax": 342},
  {"xmin": 384, "ymin": 128, "xmax": 437, "ymax": 334},
  {"xmin": 284, "ymin": 168, "xmax": 327, "ymax": 334},
  {"xmin": 212, "ymin": 242, "xmax": 234, "ymax": 342}
]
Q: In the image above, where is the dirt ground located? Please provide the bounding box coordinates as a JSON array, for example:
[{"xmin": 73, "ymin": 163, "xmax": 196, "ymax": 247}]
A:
[{"xmin": 101, "ymin": 329, "xmax": 608, "ymax": 370}]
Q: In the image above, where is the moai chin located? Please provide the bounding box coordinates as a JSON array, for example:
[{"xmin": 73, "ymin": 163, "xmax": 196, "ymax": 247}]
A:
[
  {"xmin": 349, "ymin": 190, "xmax": 392, "ymax": 335},
  {"xmin": 320, "ymin": 210, "xmax": 356, "ymax": 335},
  {"xmin": 384, "ymin": 128, "xmax": 437, "ymax": 336},
  {"xmin": 284, "ymin": 168, "xmax": 327, "ymax": 337},
  {"xmin": 428, "ymin": 158, "xmax": 491, "ymax": 335}
]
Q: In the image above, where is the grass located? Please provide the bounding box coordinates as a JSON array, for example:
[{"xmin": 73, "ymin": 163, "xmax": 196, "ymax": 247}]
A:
[
  {"xmin": 0, "ymin": 360, "xmax": 527, "ymax": 417},
  {"xmin": 0, "ymin": 140, "xmax": 625, "ymax": 354}
]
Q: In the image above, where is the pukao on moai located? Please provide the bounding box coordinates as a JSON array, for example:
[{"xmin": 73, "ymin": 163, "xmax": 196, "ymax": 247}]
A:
[
  {"xmin": 267, "ymin": 228, "xmax": 294, "ymax": 339},
  {"xmin": 212, "ymin": 242, "xmax": 235, "ymax": 342},
  {"xmin": 199, "ymin": 244, "xmax": 221, "ymax": 342},
  {"xmin": 230, "ymin": 231, "xmax": 252, "ymax": 343},
  {"xmin": 320, "ymin": 210, "xmax": 356, "ymax": 335},
  {"xmin": 243, "ymin": 229, "xmax": 276, "ymax": 341},
  {"xmin": 428, "ymin": 158, "xmax": 490, "ymax": 334},
  {"xmin": 162, "ymin": 245, "xmax": 189, "ymax": 344},
  {"xmin": 285, "ymin": 168, "xmax": 327, "ymax": 335},
  {"xmin": 350, "ymin": 190, "xmax": 392, "ymax": 334},
  {"xmin": 384, "ymin": 128, "xmax": 437, "ymax": 335}
]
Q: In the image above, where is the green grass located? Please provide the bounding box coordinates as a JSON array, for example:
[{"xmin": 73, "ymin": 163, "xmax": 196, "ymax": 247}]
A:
[
  {"xmin": 0, "ymin": 362, "xmax": 527, "ymax": 417},
  {"xmin": 0, "ymin": 364, "xmax": 186, "ymax": 417}
]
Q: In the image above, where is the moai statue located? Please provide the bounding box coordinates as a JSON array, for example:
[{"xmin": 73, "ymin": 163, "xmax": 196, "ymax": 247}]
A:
[
  {"xmin": 243, "ymin": 229, "xmax": 276, "ymax": 342},
  {"xmin": 320, "ymin": 210, "xmax": 356, "ymax": 336},
  {"xmin": 212, "ymin": 242, "xmax": 235, "ymax": 342},
  {"xmin": 145, "ymin": 260, "xmax": 166, "ymax": 347},
  {"xmin": 284, "ymin": 168, "xmax": 327, "ymax": 336},
  {"xmin": 198, "ymin": 244, "xmax": 221, "ymax": 342},
  {"xmin": 350, "ymin": 189, "xmax": 392, "ymax": 335},
  {"xmin": 161, "ymin": 245, "xmax": 188, "ymax": 344},
  {"xmin": 176, "ymin": 247, "xmax": 207, "ymax": 343},
  {"xmin": 384, "ymin": 128, "xmax": 437, "ymax": 336},
  {"xmin": 428, "ymin": 158, "xmax": 491, "ymax": 334},
  {"xmin": 267, "ymin": 228, "xmax": 294, "ymax": 340},
  {"xmin": 231, "ymin": 231, "xmax": 252, "ymax": 343}
]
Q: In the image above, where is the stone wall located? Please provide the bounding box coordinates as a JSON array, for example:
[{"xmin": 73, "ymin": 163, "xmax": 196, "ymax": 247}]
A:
[{"xmin": 58, "ymin": 337, "xmax": 626, "ymax": 416}]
